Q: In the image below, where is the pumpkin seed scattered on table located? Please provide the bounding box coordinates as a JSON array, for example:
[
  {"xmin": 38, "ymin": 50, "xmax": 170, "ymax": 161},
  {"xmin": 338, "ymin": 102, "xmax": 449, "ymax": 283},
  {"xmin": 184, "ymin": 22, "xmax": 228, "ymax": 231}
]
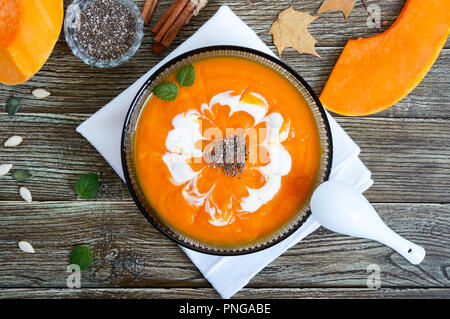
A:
[
  {"xmin": 19, "ymin": 186, "xmax": 32, "ymax": 203},
  {"xmin": 18, "ymin": 241, "xmax": 35, "ymax": 253},
  {"xmin": 0, "ymin": 164, "xmax": 13, "ymax": 176},
  {"xmin": 32, "ymin": 88, "xmax": 51, "ymax": 99},
  {"xmin": 4, "ymin": 135, "xmax": 23, "ymax": 147}
]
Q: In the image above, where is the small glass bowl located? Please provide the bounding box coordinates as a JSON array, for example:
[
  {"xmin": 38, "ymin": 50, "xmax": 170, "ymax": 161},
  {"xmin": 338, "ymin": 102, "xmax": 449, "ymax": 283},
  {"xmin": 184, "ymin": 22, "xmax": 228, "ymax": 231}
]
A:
[{"xmin": 64, "ymin": 0, "xmax": 144, "ymax": 68}]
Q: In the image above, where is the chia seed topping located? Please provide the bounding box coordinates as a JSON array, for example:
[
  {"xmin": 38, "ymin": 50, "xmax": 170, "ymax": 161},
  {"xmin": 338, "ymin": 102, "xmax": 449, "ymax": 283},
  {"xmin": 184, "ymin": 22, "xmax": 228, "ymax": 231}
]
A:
[
  {"xmin": 75, "ymin": 0, "xmax": 137, "ymax": 61},
  {"xmin": 204, "ymin": 134, "xmax": 248, "ymax": 177}
]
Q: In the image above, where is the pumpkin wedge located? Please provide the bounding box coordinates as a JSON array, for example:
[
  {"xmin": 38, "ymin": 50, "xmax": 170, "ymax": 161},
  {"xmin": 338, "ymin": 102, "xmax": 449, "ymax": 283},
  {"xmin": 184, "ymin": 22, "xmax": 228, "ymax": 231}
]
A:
[
  {"xmin": 320, "ymin": 0, "xmax": 450, "ymax": 116},
  {"xmin": 0, "ymin": 0, "xmax": 63, "ymax": 85}
]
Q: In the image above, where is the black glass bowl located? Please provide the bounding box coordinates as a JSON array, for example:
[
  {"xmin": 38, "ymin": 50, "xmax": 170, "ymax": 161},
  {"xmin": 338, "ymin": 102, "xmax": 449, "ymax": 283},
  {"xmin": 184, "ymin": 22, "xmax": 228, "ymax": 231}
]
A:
[{"xmin": 121, "ymin": 46, "xmax": 333, "ymax": 255}]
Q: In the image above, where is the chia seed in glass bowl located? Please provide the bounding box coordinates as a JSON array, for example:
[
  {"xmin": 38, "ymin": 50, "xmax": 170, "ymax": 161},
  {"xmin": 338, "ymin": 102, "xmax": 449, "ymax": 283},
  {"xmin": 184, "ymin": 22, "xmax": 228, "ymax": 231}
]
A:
[{"xmin": 64, "ymin": 0, "xmax": 144, "ymax": 68}]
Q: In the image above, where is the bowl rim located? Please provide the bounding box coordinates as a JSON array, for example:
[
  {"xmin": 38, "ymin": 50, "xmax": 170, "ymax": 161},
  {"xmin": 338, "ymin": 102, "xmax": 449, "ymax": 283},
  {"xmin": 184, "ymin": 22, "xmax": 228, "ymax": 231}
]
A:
[{"xmin": 121, "ymin": 45, "xmax": 333, "ymax": 255}]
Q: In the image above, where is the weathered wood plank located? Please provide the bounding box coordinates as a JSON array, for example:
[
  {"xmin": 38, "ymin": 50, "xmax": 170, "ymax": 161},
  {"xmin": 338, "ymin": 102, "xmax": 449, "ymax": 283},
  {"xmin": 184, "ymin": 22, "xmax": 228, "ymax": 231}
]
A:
[
  {"xmin": 0, "ymin": 202, "xmax": 447, "ymax": 288},
  {"xmin": 193, "ymin": 0, "xmax": 449, "ymax": 50},
  {"xmin": 68, "ymin": 0, "xmax": 447, "ymax": 50},
  {"xmin": 1, "ymin": 287, "xmax": 449, "ymax": 299},
  {"xmin": 1, "ymin": 47, "xmax": 448, "ymax": 118},
  {"xmin": 0, "ymin": 114, "xmax": 448, "ymax": 203},
  {"xmin": 0, "ymin": 1, "xmax": 448, "ymax": 117},
  {"xmin": 1, "ymin": 48, "xmax": 447, "ymax": 118},
  {"xmin": 338, "ymin": 118, "xmax": 450, "ymax": 203},
  {"xmin": 0, "ymin": 0, "xmax": 448, "ymax": 297},
  {"xmin": 61, "ymin": 0, "xmax": 421, "ymax": 49}
]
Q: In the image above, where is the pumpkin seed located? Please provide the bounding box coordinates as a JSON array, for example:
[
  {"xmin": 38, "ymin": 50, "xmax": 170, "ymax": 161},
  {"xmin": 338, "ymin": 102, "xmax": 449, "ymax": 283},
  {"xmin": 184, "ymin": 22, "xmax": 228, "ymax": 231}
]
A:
[
  {"xmin": 18, "ymin": 241, "xmax": 35, "ymax": 253},
  {"xmin": 32, "ymin": 88, "xmax": 51, "ymax": 99},
  {"xmin": 4, "ymin": 135, "xmax": 23, "ymax": 147},
  {"xmin": 19, "ymin": 186, "xmax": 32, "ymax": 203},
  {"xmin": 0, "ymin": 164, "xmax": 13, "ymax": 176}
]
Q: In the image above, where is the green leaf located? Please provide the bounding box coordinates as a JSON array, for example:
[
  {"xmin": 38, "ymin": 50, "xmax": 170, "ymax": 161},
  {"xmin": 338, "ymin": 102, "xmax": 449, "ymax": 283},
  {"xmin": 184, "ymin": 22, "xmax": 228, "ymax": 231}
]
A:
[
  {"xmin": 6, "ymin": 97, "xmax": 20, "ymax": 116},
  {"xmin": 12, "ymin": 169, "xmax": 32, "ymax": 182},
  {"xmin": 70, "ymin": 246, "xmax": 93, "ymax": 271},
  {"xmin": 176, "ymin": 64, "xmax": 195, "ymax": 87},
  {"xmin": 74, "ymin": 173, "xmax": 99, "ymax": 199},
  {"xmin": 152, "ymin": 82, "xmax": 179, "ymax": 101}
]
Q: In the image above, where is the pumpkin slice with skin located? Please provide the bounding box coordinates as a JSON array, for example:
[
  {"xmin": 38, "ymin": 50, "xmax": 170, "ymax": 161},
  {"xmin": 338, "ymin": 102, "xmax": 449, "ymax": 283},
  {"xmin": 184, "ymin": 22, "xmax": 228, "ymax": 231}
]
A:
[
  {"xmin": 0, "ymin": 0, "xmax": 63, "ymax": 85},
  {"xmin": 320, "ymin": 0, "xmax": 450, "ymax": 116}
]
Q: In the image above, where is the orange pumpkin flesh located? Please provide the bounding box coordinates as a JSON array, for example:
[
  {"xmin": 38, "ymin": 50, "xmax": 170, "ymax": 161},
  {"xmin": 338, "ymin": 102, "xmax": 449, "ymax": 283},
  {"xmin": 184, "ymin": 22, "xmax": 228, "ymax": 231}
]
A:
[
  {"xmin": 320, "ymin": 0, "xmax": 450, "ymax": 116},
  {"xmin": 0, "ymin": 0, "xmax": 63, "ymax": 85}
]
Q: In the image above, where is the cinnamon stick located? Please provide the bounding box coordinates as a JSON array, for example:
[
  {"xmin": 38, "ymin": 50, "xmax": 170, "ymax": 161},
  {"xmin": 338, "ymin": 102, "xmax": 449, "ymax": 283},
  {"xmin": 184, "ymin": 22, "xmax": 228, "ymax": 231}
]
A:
[
  {"xmin": 142, "ymin": 0, "xmax": 159, "ymax": 26},
  {"xmin": 154, "ymin": 0, "xmax": 189, "ymax": 42},
  {"xmin": 160, "ymin": 1, "xmax": 195, "ymax": 47},
  {"xmin": 152, "ymin": 0, "xmax": 188, "ymax": 35},
  {"xmin": 151, "ymin": 0, "xmax": 206, "ymax": 54},
  {"xmin": 151, "ymin": 42, "xmax": 167, "ymax": 55}
]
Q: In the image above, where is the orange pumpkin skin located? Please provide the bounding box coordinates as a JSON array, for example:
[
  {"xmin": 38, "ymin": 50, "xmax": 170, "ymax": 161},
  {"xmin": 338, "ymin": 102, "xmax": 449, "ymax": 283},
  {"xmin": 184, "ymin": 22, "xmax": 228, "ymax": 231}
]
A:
[
  {"xmin": 0, "ymin": 0, "xmax": 63, "ymax": 85},
  {"xmin": 320, "ymin": 0, "xmax": 450, "ymax": 116}
]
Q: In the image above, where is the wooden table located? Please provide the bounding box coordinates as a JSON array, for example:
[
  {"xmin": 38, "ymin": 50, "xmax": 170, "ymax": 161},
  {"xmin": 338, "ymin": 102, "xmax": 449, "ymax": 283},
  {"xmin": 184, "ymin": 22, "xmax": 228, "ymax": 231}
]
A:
[{"xmin": 0, "ymin": 0, "xmax": 449, "ymax": 299}]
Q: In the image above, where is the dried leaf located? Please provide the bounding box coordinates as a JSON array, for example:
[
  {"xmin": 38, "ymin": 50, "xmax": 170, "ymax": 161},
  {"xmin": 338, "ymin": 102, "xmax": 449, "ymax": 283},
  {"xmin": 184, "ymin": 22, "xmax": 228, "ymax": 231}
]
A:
[
  {"xmin": 269, "ymin": 6, "xmax": 320, "ymax": 57},
  {"xmin": 317, "ymin": 0, "xmax": 357, "ymax": 19}
]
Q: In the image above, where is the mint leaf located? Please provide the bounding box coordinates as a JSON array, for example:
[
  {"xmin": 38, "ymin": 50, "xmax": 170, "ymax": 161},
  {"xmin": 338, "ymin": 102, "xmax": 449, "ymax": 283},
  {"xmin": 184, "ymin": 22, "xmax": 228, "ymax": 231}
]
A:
[
  {"xmin": 6, "ymin": 97, "xmax": 20, "ymax": 116},
  {"xmin": 152, "ymin": 82, "xmax": 178, "ymax": 101},
  {"xmin": 70, "ymin": 246, "xmax": 93, "ymax": 271},
  {"xmin": 176, "ymin": 64, "xmax": 195, "ymax": 87},
  {"xmin": 74, "ymin": 173, "xmax": 99, "ymax": 199},
  {"xmin": 12, "ymin": 169, "xmax": 32, "ymax": 182}
]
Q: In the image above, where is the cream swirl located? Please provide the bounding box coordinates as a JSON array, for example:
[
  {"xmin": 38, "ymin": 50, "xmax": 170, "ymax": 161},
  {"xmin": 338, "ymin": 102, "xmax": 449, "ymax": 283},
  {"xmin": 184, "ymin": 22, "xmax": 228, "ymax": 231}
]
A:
[{"xmin": 162, "ymin": 90, "xmax": 292, "ymax": 226}]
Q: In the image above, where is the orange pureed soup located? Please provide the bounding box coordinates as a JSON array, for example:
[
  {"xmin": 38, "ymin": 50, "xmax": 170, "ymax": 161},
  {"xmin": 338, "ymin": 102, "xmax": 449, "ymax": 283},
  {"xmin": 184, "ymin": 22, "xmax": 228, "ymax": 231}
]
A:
[{"xmin": 134, "ymin": 57, "xmax": 321, "ymax": 246}]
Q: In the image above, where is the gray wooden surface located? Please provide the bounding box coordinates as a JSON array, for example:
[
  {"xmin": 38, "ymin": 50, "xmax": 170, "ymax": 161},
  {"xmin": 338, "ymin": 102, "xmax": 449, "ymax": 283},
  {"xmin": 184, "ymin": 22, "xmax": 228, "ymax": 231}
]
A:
[{"xmin": 0, "ymin": 0, "xmax": 449, "ymax": 299}]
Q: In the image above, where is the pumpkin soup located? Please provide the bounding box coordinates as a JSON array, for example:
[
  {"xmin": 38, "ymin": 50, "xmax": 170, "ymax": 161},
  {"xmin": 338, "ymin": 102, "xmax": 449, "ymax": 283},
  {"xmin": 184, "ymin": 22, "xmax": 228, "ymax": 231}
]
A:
[{"xmin": 134, "ymin": 57, "xmax": 321, "ymax": 246}]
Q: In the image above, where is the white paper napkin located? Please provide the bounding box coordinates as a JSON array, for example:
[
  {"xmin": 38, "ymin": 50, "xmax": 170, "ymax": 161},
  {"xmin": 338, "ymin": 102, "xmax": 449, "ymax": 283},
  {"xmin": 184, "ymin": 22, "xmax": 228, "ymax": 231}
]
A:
[{"xmin": 77, "ymin": 6, "xmax": 373, "ymax": 299}]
